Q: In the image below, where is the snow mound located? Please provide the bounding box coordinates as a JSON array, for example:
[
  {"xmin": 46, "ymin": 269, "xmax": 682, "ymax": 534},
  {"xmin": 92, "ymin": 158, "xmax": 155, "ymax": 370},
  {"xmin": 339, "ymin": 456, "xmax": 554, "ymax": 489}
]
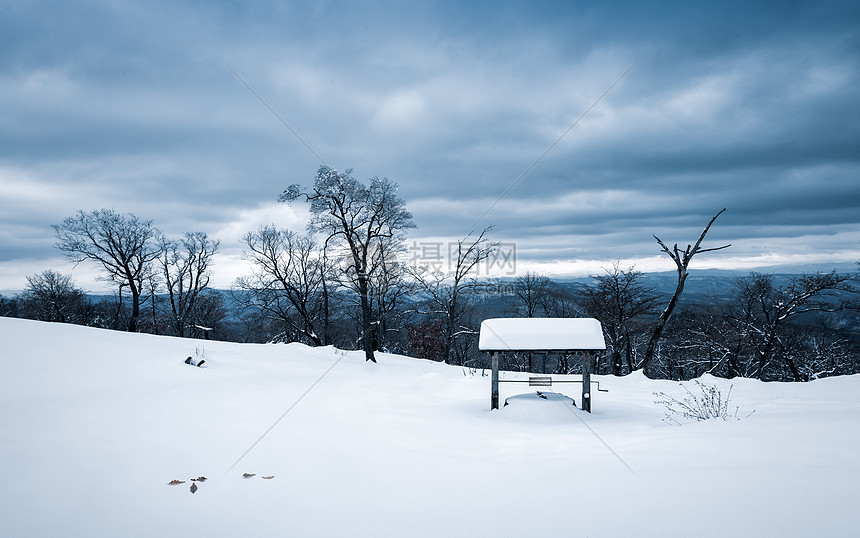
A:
[{"xmin": 502, "ymin": 391, "xmax": 578, "ymax": 421}]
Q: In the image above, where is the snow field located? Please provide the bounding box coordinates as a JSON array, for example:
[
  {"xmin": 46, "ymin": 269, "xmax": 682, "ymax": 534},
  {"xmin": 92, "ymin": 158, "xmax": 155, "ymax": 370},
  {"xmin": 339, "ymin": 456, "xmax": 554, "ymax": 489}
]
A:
[{"xmin": 1, "ymin": 317, "xmax": 858, "ymax": 537}]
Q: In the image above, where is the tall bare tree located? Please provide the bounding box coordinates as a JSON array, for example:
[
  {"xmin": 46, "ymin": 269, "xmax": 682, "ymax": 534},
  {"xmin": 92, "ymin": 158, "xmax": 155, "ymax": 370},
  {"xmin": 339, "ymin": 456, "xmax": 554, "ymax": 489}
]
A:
[
  {"xmin": 160, "ymin": 232, "xmax": 219, "ymax": 338},
  {"xmin": 236, "ymin": 226, "xmax": 325, "ymax": 346},
  {"xmin": 281, "ymin": 166, "xmax": 415, "ymax": 362},
  {"xmin": 641, "ymin": 209, "xmax": 730, "ymax": 378},
  {"xmin": 413, "ymin": 227, "xmax": 498, "ymax": 365},
  {"xmin": 53, "ymin": 209, "xmax": 161, "ymax": 332},
  {"xmin": 579, "ymin": 263, "xmax": 660, "ymax": 376}
]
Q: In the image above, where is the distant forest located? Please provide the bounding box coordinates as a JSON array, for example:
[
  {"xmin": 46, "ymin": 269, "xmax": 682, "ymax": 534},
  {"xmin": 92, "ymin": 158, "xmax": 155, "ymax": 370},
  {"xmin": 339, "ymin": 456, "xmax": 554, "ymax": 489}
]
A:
[
  {"xmin": 3, "ymin": 267, "xmax": 858, "ymax": 383},
  {"xmin": 4, "ymin": 169, "xmax": 859, "ymax": 382}
]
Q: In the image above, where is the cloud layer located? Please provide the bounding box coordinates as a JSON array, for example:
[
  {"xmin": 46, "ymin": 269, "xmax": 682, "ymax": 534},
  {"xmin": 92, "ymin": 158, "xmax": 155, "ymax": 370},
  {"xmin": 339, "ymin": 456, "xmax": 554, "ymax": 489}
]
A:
[{"xmin": 1, "ymin": 0, "xmax": 859, "ymax": 290}]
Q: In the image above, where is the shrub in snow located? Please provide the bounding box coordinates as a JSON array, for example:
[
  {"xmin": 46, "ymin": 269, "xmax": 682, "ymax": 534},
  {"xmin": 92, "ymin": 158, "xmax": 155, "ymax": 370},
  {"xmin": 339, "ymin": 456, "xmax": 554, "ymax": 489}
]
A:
[
  {"xmin": 462, "ymin": 367, "xmax": 488, "ymax": 377},
  {"xmin": 184, "ymin": 345, "xmax": 207, "ymax": 367},
  {"xmin": 654, "ymin": 380, "xmax": 751, "ymax": 425}
]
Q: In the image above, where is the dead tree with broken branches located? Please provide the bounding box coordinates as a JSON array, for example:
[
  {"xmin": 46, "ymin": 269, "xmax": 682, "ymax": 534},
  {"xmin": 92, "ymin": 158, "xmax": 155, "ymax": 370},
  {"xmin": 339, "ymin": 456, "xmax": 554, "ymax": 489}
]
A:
[{"xmin": 641, "ymin": 208, "xmax": 730, "ymax": 378}]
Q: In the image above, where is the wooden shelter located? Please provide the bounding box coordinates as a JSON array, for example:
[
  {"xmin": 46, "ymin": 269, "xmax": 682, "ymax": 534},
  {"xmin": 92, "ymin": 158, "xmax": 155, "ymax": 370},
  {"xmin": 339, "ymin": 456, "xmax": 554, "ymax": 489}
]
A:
[{"xmin": 478, "ymin": 318, "xmax": 607, "ymax": 412}]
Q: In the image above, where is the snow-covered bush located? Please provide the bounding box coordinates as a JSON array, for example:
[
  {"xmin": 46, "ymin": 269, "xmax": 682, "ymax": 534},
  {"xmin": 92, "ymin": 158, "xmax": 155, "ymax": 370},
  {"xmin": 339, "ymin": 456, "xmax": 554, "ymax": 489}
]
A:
[{"xmin": 654, "ymin": 380, "xmax": 750, "ymax": 425}]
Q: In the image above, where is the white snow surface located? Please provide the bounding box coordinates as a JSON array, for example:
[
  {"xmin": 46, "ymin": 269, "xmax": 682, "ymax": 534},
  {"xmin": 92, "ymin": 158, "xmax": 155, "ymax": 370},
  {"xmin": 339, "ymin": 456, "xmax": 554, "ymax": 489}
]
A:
[
  {"xmin": 1, "ymin": 317, "xmax": 858, "ymax": 537},
  {"xmin": 479, "ymin": 317, "xmax": 606, "ymax": 351}
]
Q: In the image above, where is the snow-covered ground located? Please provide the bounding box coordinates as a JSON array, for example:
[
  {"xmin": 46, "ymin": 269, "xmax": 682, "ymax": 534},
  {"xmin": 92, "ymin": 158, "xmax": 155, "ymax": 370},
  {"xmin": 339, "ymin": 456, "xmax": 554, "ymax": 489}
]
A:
[{"xmin": 1, "ymin": 317, "xmax": 858, "ymax": 537}]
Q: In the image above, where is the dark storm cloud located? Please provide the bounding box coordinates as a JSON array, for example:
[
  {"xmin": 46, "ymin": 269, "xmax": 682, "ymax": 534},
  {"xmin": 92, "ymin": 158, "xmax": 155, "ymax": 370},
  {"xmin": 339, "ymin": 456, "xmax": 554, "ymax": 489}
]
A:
[{"xmin": 1, "ymin": 0, "xmax": 859, "ymax": 290}]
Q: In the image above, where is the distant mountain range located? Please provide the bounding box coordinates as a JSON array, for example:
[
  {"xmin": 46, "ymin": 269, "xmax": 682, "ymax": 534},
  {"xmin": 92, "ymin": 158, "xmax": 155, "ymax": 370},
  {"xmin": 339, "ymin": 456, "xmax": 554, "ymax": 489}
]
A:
[
  {"xmin": 555, "ymin": 261, "xmax": 858, "ymax": 280},
  {"xmin": 534, "ymin": 261, "xmax": 858, "ymax": 303},
  {"xmin": 2, "ymin": 262, "xmax": 856, "ymax": 299}
]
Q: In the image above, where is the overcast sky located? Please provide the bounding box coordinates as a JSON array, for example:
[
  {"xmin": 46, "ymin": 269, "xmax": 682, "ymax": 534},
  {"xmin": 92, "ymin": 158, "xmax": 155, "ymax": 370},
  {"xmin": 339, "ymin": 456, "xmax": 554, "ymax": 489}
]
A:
[{"xmin": 1, "ymin": 0, "xmax": 859, "ymax": 292}]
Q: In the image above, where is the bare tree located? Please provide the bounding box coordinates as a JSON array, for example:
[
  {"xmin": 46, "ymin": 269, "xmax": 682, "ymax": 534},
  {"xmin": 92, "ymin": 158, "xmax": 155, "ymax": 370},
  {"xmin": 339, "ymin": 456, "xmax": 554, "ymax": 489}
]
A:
[
  {"xmin": 407, "ymin": 318, "xmax": 446, "ymax": 361},
  {"xmin": 727, "ymin": 271, "xmax": 854, "ymax": 381},
  {"xmin": 190, "ymin": 291, "xmax": 227, "ymax": 339},
  {"xmin": 140, "ymin": 271, "xmax": 163, "ymax": 334},
  {"xmin": 160, "ymin": 232, "xmax": 219, "ymax": 338},
  {"xmin": 413, "ymin": 227, "xmax": 498, "ymax": 365},
  {"xmin": 368, "ymin": 237, "xmax": 416, "ymax": 352},
  {"xmin": 510, "ymin": 271, "xmax": 551, "ymax": 371},
  {"xmin": 281, "ymin": 166, "xmax": 415, "ymax": 362},
  {"xmin": 235, "ymin": 226, "xmax": 325, "ymax": 346},
  {"xmin": 0, "ymin": 294, "xmax": 20, "ymax": 318},
  {"xmin": 800, "ymin": 317, "xmax": 856, "ymax": 380},
  {"xmin": 658, "ymin": 304, "xmax": 745, "ymax": 379},
  {"xmin": 53, "ymin": 209, "xmax": 161, "ymax": 332},
  {"xmin": 513, "ymin": 271, "xmax": 551, "ymax": 318},
  {"xmin": 641, "ymin": 209, "xmax": 730, "ymax": 378},
  {"xmin": 20, "ymin": 270, "xmax": 85, "ymax": 323},
  {"xmin": 540, "ymin": 282, "xmax": 580, "ymax": 318},
  {"xmin": 579, "ymin": 263, "xmax": 660, "ymax": 376}
]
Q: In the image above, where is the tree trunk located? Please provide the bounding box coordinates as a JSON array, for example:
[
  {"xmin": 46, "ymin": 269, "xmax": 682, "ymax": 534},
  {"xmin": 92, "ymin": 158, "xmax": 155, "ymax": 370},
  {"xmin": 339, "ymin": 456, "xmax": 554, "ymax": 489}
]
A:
[
  {"xmin": 129, "ymin": 284, "xmax": 141, "ymax": 333},
  {"xmin": 758, "ymin": 333, "xmax": 777, "ymax": 380},
  {"xmin": 443, "ymin": 306, "xmax": 456, "ymax": 365},
  {"xmin": 642, "ymin": 209, "xmax": 729, "ymax": 378},
  {"xmin": 611, "ymin": 347, "xmax": 623, "ymax": 376},
  {"xmin": 150, "ymin": 292, "xmax": 158, "ymax": 335},
  {"xmin": 623, "ymin": 331, "xmax": 634, "ymax": 376},
  {"xmin": 757, "ymin": 350, "xmax": 767, "ymax": 380},
  {"xmin": 358, "ymin": 278, "xmax": 376, "ymax": 362},
  {"xmin": 321, "ymin": 265, "xmax": 329, "ymax": 346},
  {"xmin": 784, "ymin": 356, "xmax": 803, "ymax": 382},
  {"xmin": 642, "ymin": 271, "xmax": 687, "ymax": 377}
]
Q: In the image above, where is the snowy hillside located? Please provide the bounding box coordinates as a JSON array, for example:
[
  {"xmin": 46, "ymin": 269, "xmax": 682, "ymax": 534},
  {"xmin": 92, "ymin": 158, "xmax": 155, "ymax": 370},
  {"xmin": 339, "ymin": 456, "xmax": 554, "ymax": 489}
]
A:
[{"xmin": 1, "ymin": 317, "xmax": 858, "ymax": 537}]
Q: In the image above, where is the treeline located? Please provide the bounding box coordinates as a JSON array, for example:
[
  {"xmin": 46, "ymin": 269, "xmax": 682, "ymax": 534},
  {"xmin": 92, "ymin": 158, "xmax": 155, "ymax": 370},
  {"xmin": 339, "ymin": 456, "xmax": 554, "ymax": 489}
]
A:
[
  {"xmin": 2, "ymin": 264, "xmax": 857, "ymax": 382},
  {"xmin": 464, "ymin": 268, "xmax": 860, "ymax": 382},
  {"xmin": 2, "ymin": 166, "xmax": 858, "ymax": 382},
  {"xmin": 0, "ymin": 269, "xmax": 226, "ymax": 338}
]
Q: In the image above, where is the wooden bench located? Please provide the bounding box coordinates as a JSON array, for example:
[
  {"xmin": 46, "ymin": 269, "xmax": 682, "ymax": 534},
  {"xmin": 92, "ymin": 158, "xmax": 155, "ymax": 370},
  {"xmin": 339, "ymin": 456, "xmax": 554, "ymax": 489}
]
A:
[{"xmin": 499, "ymin": 376, "xmax": 609, "ymax": 391}]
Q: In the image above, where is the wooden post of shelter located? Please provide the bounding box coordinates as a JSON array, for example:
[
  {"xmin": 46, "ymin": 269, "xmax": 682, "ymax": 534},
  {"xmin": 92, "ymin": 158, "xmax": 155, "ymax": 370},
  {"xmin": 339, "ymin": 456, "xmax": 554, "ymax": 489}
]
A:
[
  {"xmin": 582, "ymin": 351, "xmax": 592, "ymax": 413},
  {"xmin": 491, "ymin": 351, "xmax": 500, "ymax": 410}
]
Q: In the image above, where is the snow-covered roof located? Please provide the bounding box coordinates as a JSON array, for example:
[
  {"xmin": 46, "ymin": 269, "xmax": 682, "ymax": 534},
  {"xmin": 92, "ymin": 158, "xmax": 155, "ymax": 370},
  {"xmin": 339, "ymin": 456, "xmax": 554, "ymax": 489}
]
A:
[{"xmin": 478, "ymin": 317, "xmax": 606, "ymax": 351}]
